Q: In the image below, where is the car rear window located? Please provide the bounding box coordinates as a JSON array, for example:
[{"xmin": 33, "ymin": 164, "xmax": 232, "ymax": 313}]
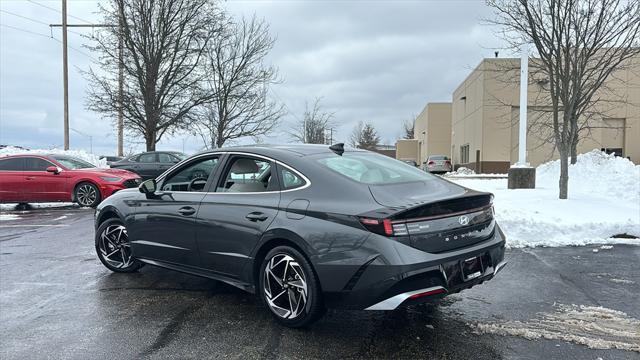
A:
[
  {"xmin": 316, "ymin": 153, "xmax": 436, "ymax": 185},
  {"xmin": 429, "ymin": 155, "xmax": 449, "ymax": 160}
]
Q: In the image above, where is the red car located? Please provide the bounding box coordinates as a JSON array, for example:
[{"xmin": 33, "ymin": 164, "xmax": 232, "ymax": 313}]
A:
[{"xmin": 0, "ymin": 154, "xmax": 141, "ymax": 207}]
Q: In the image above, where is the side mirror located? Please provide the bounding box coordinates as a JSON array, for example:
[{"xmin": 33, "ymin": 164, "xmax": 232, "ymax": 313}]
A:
[
  {"xmin": 139, "ymin": 179, "xmax": 157, "ymax": 195},
  {"xmin": 46, "ymin": 166, "xmax": 60, "ymax": 174}
]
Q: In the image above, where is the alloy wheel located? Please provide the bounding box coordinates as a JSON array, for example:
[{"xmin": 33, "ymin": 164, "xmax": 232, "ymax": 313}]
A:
[
  {"xmin": 263, "ymin": 254, "xmax": 308, "ymax": 319},
  {"xmin": 76, "ymin": 184, "xmax": 97, "ymax": 207},
  {"xmin": 98, "ymin": 224, "xmax": 133, "ymax": 269}
]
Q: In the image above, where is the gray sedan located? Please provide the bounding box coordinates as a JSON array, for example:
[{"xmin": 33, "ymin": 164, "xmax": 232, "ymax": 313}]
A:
[{"xmin": 424, "ymin": 155, "xmax": 452, "ymax": 173}]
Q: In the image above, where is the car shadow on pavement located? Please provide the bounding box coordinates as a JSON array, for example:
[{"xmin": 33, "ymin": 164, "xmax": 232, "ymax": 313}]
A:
[{"xmin": 91, "ymin": 266, "xmax": 502, "ymax": 359}]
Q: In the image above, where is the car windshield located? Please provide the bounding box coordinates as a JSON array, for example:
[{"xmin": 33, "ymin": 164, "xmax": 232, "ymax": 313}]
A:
[
  {"xmin": 172, "ymin": 153, "xmax": 187, "ymax": 160},
  {"xmin": 52, "ymin": 156, "xmax": 95, "ymax": 169},
  {"xmin": 316, "ymin": 152, "xmax": 436, "ymax": 185}
]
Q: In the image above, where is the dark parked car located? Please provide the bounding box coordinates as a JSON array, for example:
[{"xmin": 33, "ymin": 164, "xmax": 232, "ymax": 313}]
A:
[
  {"xmin": 109, "ymin": 151, "xmax": 186, "ymax": 179},
  {"xmin": 94, "ymin": 144, "xmax": 506, "ymax": 327},
  {"xmin": 99, "ymin": 155, "xmax": 123, "ymax": 166},
  {"xmin": 0, "ymin": 154, "xmax": 140, "ymax": 207},
  {"xmin": 402, "ymin": 159, "xmax": 418, "ymax": 167}
]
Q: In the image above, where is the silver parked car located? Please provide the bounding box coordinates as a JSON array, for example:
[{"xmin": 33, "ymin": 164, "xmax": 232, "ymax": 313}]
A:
[{"xmin": 424, "ymin": 155, "xmax": 452, "ymax": 173}]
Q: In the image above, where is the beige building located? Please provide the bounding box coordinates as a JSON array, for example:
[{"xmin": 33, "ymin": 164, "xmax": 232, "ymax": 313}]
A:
[
  {"xmin": 398, "ymin": 55, "xmax": 640, "ymax": 173},
  {"xmin": 450, "ymin": 56, "xmax": 640, "ymax": 172},
  {"xmin": 396, "ymin": 139, "xmax": 420, "ymax": 163},
  {"xmin": 413, "ymin": 103, "xmax": 452, "ymax": 165}
]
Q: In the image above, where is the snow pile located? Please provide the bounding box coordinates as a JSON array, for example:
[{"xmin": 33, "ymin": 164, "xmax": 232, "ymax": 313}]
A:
[
  {"xmin": 469, "ymin": 304, "xmax": 640, "ymax": 352},
  {"xmin": 448, "ymin": 166, "xmax": 476, "ymax": 176},
  {"xmin": 0, "ymin": 146, "xmax": 107, "ymax": 168},
  {"xmin": 537, "ymin": 150, "xmax": 640, "ymax": 203},
  {"xmin": 451, "ymin": 150, "xmax": 640, "ymax": 247}
]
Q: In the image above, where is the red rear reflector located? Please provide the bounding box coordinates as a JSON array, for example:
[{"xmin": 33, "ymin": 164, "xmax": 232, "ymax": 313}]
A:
[
  {"xmin": 382, "ymin": 219, "xmax": 393, "ymax": 236},
  {"xmin": 360, "ymin": 218, "xmax": 380, "ymax": 226},
  {"xmin": 408, "ymin": 288, "xmax": 446, "ymax": 300},
  {"xmin": 428, "ymin": 161, "xmax": 435, "ymax": 165}
]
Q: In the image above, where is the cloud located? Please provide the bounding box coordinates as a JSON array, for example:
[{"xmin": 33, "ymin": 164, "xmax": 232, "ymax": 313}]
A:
[{"xmin": 0, "ymin": 0, "xmax": 507, "ymax": 154}]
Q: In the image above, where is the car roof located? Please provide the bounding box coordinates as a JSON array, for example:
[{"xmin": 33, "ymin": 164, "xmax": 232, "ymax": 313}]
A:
[
  {"xmin": 193, "ymin": 144, "xmax": 366, "ymax": 159},
  {"xmin": 0, "ymin": 153, "xmax": 53, "ymax": 159}
]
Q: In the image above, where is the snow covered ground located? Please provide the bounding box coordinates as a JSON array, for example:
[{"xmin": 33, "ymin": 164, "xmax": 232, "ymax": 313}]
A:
[
  {"xmin": 0, "ymin": 146, "xmax": 107, "ymax": 167},
  {"xmin": 450, "ymin": 150, "xmax": 640, "ymax": 248}
]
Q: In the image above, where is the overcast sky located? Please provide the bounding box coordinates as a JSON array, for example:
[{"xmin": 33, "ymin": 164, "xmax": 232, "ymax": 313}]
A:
[{"xmin": 0, "ymin": 0, "xmax": 507, "ymax": 156}]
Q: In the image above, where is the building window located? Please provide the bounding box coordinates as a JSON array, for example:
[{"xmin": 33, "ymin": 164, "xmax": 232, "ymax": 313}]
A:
[{"xmin": 460, "ymin": 144, "xmax": 470, "ymax": 164}]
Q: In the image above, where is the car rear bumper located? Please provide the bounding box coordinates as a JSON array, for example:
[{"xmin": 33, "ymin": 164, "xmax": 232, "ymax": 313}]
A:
[
  {"xmin": 427, "ymin": 165, "xmax": 452, "ymax": 173},
  {"xmin": 316, "ymin": 225, "xmax": 506, "ymax": 310}
]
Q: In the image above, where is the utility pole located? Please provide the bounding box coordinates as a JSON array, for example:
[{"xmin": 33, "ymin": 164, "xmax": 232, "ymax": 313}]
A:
[
  {"xmin": 117, "ymin": 3, "xmax": 124, "ymax": 157},
  {"xmin": 50, "ymin": 14, "xmax": 122, "ymax": 155},
  {"xmin": 62, "ymin": 0, "xmax": 69, "ymax": 150}
]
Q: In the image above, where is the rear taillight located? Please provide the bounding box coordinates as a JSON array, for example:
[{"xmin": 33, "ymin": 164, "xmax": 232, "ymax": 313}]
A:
[
  {"xmin": 359, "ymin": 218, "xmax": 397, "ymax": 236},
  {"xmin": 428, "ymin": 161, "xmax": 435, "ymax": 165},
  {"xmin": 445, "ymin": 160, "xmax": 451, "ymax": 165},
  {"xmin": 382, "ymin": 219, "xmax": 393, "ymax": 236}
]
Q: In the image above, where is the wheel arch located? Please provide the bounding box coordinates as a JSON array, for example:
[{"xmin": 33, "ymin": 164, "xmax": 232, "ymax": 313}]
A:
[
  {"xmin": 96, "ymin": 205, "xmax": 125, "ymax": 228},
  {"xmin": 248, "ymin": 229, "xmax": 317, "ymax": 290}
]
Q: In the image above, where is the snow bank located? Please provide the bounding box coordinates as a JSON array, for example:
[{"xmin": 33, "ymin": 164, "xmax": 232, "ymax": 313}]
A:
[
  {"xmin": 0, "ymin": 146, "xmax": 107, "ymax": 168},
  {"xmin": 451, "ymin": 150, "xmax": 640, "ymax": 247},
  {"xmin": 445, "ymin": 167, "xmax": 507, "ymax": 178}
]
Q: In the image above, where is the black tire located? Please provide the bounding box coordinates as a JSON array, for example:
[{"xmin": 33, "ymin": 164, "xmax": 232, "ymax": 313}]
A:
[
  {"xmin": 259, "ymin": 246, "xmax": 324, "ymax": 328},
  {"xmin": 75, "ymin": 182, "xmax": 101, "ymax": 208},
  {"xmin": 95, "ymin": 218, "xmax": 143, "ymax": 273}
]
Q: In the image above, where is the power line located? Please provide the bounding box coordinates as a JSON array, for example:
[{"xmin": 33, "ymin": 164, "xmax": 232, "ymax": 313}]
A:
[
  {"xmin": 0, "ymin": 22, "xmax": 96, "ymax": 62},
  {"xmin": 50, "ymin": 36, "xmax": 97, "ymax": 62},
  {"xmin": 26, "ymin": 0, "xmax": 92, "ymax": 24},
  {"xmin": 0, "ymin": 8, "xmax": 85, "ymax": 36},
  {"xmin": 1, "ymin": 9, "xmax": 50, "ymax": 26},
  {"xmin": 0, "ymin": 23, "xmax": 51, "ymax": 38}
]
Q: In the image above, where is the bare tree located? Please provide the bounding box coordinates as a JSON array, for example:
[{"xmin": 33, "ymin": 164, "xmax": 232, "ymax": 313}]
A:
[
  {"xmin": 350, "ymin": 121, "xmax": 381, "ymax": 150},
  {"xmin": 86, "ymin": 0, "xmax": 218, "ymax": 151},
  {"xmin": 487, "ymin": 0, "xmax": 640, "ymax": 199},
  {"xmin": 289, "ymin": 97, "xmax": 334, "ymax": 144},
  {"xmin": 197, "ymin": 15, "xmax": 284, "ymax": 149},
  {"xmin": 402, "ymin": 117, "xmax": 415, "ymax": 139}
]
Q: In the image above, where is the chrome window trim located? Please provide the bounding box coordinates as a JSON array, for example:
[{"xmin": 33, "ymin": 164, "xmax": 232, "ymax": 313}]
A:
[{"xmin": 156, "ymin": 151, "xmax": 311, "ymax": 195}]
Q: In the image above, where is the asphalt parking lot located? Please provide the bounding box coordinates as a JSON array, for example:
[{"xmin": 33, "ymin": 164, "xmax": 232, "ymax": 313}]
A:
[{"xmin": 1, "ymin": 206, "xmax": 639, "ymax": 360}]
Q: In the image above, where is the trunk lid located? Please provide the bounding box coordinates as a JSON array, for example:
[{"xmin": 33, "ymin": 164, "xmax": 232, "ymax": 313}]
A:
[{"xmin": 369, "ymin": 179, "xmax": 495, "ymax": 253}]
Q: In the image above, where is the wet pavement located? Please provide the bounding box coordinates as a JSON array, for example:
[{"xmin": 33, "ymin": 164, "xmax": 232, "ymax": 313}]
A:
[{"xmin": 1, "ymin": 207, "xmax": 639, "ymax": 359}]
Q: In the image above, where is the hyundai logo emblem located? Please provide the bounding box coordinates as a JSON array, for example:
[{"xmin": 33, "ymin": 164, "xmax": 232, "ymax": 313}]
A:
[{"xmin": 458, "ymin": 215, "xmax": 469, "ymax": 226}]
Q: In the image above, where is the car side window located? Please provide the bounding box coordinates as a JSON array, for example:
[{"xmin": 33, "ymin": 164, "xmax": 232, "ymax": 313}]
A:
[
  {"xmin": 218, "ymin": 157, "xmax": 276, "ymax": 193},
  {"xmin": 24, "ymin": 157, "xmax": 53, "ymax": 171},
  {"xmin": 138, "ymin": 153, "xmax": 156, "ymax": 163},
  {"xmin": 158, "ymin": 153, "xmax": 177, "ymax": 163},
  {"xmin": 161, "ymin": 157, "xmax": 219, "ymax": 192},
  {"xmin": 0, "ymin": 158, "xmax": 24, "ymax": 171},
  {"xmin": 281, "ymin": 168, "xmax": 305, "ymax": 190}
]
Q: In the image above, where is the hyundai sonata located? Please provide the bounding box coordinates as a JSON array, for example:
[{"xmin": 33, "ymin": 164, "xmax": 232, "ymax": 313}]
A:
[{"xmin": 94, "ymin": 144, "xmax": 506, "ymax": 327}]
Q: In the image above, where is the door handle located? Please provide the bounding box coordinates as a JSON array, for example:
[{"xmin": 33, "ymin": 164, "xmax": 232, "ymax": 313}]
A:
[
  {"xmin": 246, "ymin": 212, "xmax": 268, "ymax": 222},
  {"xmin": 178, "ymin": 206, "xmax": 196, "ymax": 216},
  {"xmin": 25, "ymin": 177, "xmax": 35, "ymax": 180}
]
